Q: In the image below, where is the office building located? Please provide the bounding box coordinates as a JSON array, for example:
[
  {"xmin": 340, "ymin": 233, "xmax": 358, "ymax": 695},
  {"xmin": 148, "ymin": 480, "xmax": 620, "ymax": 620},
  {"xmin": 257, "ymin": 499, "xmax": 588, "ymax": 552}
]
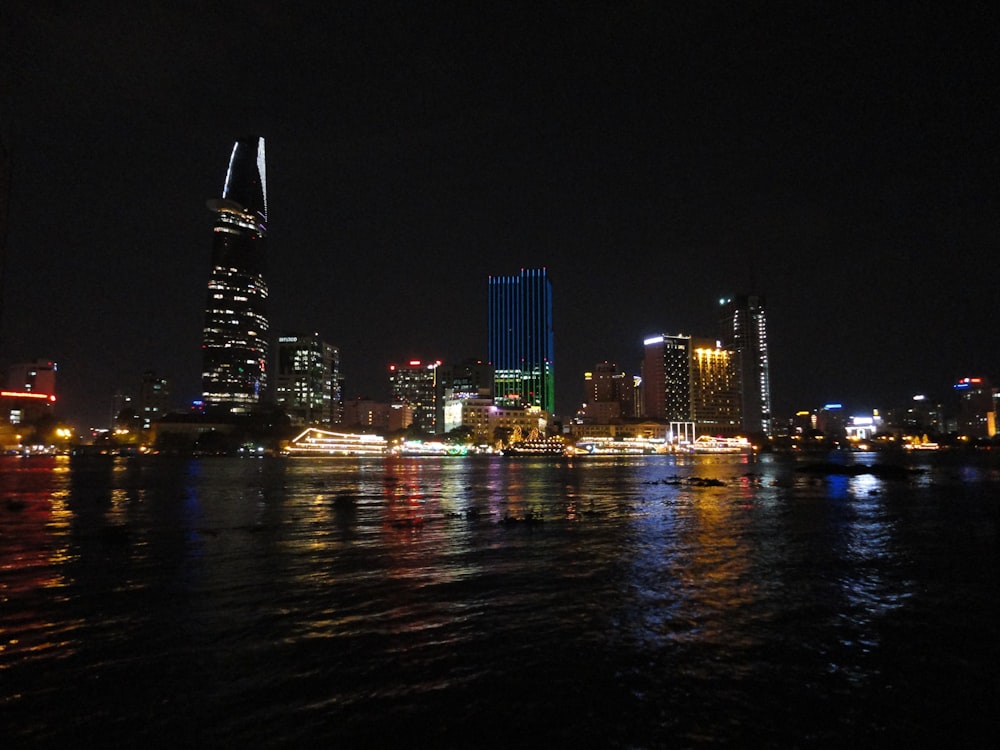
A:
[
  {"xmin": 6, "ymin": 358, "xmax": 57, "ymax": 396},
  {"xmin": 388, "ymin": 360, "xmax": 441, "ymax": 433},
  {"xmin": 955, "ymin": 377, "xmax": 996, "ymax": 438},
  {"xmin": 488, "ymin": 268, "xmax": 554, "ymax": 414},
  {"xmin": 274, "ymin": 334, "xmax": 341, "ymax": 426},
  {"xmin": 201, "ymin": 136, "xmax": 270, "ymax": 414},
  {"xmin": 719, "ymin": 294, "xmax": 772, "ymax": 436},
  {"xmin": 137, "ymin": 370, "xmax": 170, "ymax": 430},
  {"xmin": 2, "ymin": 359, "xmax": 57, "ymax": 427},
  {"xmin": 437, "ymin": 359, "xmax": 494, "ymax": 433}
]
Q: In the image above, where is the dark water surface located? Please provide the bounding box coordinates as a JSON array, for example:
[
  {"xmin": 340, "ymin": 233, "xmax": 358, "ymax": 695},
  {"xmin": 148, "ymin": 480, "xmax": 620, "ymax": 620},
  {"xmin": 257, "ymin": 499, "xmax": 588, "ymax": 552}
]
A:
[{"xmin": 2, "ymin": 452, "xmax": 998, "ymax": 747}]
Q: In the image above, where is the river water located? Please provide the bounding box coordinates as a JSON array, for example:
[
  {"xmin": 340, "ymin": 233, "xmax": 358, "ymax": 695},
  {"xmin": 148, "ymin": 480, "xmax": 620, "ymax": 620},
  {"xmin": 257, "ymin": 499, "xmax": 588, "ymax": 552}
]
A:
[{"xmin": 1, "ymin": 451, "xmax": 998, "ymax": 747}]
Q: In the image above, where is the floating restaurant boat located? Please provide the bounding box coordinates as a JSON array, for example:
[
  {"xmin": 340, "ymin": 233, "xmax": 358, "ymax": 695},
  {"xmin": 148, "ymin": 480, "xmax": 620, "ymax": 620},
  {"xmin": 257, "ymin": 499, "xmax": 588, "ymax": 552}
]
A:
[
  {"xmin": 573, "ymin": 437, "xmax": 668, "ymax": 455},
  {"xmin": 286, "ymin": 428, "xmax": 387, "ymax": 456},
  {"xmin": 689, "ymin": 436, "xmax": 753, "ymax": 454},
  {"xmin": 502, "ymin": 437, "xmax": 568, "ymax": 456}
]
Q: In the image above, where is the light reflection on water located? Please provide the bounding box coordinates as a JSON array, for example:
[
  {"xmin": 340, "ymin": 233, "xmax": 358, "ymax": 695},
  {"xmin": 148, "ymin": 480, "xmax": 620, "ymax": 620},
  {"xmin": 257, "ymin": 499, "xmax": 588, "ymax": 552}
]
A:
[{"xmin": 1, "ymin": 451, "xmax": 998, "ymax": 746}]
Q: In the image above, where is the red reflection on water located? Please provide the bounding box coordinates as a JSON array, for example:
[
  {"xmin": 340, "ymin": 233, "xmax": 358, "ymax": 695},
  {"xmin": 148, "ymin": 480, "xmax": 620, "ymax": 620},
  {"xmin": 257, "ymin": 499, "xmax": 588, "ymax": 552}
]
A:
[{"xmin": 0, "ymin": 456, "xmax": 73, "ymax": 666}]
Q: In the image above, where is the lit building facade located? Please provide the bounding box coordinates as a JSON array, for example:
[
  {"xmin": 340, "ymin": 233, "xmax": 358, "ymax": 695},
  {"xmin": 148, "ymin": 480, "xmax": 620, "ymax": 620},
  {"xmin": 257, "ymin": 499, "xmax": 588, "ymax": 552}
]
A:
[
  {"xmin": 457, "ymin": 398, "xmax": 550, "ymax": 445},
  {"xmin": 690, "ymin": 340, "xmax": 742, "ymax": 437},
  {"xmin": 342, "ymin": 398, "xmax": 391, "ymax": 432},
  {"xmin": 2, "ymin": 359, "xmax": 57, "ymax": 427},
  {"xmin": 579, "ymin": 361, "xmax": 636, "ymax": 422},
  {"xmin": 642, "ymin": 336, "xmax": 742, "ymax": 437},
  {"xmin": 273, "ymin": 334, "xmax": 341, "ymax": 426},
  {"xmin": 201, "ymin": 136, "xmax": 270, "ymax": 414},
  {"xmin": 719, "ymin": 294, "xmax": 772, "ymax": 436},
  {"xmin": 488, "ymin": 268, "xmax": 554, "ymax": 414},
  {"xmin": 388, "ymin": 360, "xmax": 441, "ymax": 433},
  {"xmin": 438, "ymin": 359, "xmax": 494, "ymax": 433},
  {"xmin": 138, "ymin": 370, "xmax": 170, "ymax": 430},
  {"xmin": 955, "ymin": 377, "xmax": 996, "ymax": 438},
  {"xmin": 642, "ymin": 334, "xmax": 691, "ymax": 421}
]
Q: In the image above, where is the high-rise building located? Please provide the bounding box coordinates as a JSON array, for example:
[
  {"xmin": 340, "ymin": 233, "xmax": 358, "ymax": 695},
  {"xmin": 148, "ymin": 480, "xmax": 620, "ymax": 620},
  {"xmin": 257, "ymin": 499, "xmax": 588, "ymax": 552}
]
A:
[
  {"xmin": 7, "ymin": 358, "xmax": 57, "ymax": 396},
  {"xmin": 641, "ymin": 335, "xmax": 742, "ymax": 437},
  {"xmin": 273, "ymin": 334, "xmax": 341, "ymax": 426},
  {"xmin": 2, "ymin": 359, "xmax": 57, "ymax": 427},
  {"xmin": 388, "ymin": 360, "xmax": 441, "ymax": 433},
  {"xmin": 642, "ymin": 334, "xmax": 691, "ymax": 422},
  {"xmin": 138, "ymin": 370, "xmax": 170, "ymax": 430},
  {"xmin": 579, "ymin": 361, "xmax": 632, "ymax": 423},
  {"xmin": 690, "ymin": 340, "xmax": 742, "ymax": 437},
  {"xmin": 955, "ymin": 377, "xmax": 996, "ymax": 438},
  {"xmin": 719, "ymin": 295, "xmax": 772, "ymax": 436},
  {"xmin": 488, "ymin": 268, "xmax": 554, "ymax": 414},
  {"xmin": 201, "ymin": 137, "xmax": 269, "ymax": 414}
]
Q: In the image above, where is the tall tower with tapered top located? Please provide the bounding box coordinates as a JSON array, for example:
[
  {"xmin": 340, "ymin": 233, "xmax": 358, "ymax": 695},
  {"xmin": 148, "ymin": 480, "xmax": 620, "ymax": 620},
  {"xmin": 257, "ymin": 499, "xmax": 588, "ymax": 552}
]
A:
[{"xmin": 200, "ymin": 137, "xmax": 269, "ymax": 414}]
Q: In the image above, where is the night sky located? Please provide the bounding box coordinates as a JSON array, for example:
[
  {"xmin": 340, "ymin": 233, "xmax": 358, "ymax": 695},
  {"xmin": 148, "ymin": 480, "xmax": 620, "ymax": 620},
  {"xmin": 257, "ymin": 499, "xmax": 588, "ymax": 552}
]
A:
[{"xmin": 2, "ymin": 2, "xmax": 997, "ymax": 429}]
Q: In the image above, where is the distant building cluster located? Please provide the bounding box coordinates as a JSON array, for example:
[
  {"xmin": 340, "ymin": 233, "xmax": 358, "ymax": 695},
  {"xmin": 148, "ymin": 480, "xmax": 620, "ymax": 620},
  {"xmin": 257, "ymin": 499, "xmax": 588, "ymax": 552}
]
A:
[{"xmin": 3, "ymin": 136, "xmax": 998, "ymax": 452}]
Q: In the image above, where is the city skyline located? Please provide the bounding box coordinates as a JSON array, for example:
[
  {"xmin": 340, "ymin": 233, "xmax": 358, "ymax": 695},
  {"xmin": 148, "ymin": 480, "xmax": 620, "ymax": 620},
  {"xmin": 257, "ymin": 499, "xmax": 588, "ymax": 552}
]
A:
[{"xmin": 1, "ymin": 4, "xmax": 996, "ymax": 429}]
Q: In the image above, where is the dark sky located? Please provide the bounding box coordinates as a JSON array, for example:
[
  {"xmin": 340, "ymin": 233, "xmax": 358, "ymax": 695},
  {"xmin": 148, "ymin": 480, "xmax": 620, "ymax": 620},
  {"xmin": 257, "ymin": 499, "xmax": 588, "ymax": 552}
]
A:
[{"xmin": 2, "ymin": 1, "xmax": 997, "ymax": 428}]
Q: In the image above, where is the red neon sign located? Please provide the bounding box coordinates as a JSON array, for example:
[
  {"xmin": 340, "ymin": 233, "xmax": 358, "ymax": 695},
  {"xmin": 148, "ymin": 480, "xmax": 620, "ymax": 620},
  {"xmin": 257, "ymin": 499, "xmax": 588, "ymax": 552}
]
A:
[{"xmin": 1, "ymin": 390, "xmax": 56, "ymax": 402}]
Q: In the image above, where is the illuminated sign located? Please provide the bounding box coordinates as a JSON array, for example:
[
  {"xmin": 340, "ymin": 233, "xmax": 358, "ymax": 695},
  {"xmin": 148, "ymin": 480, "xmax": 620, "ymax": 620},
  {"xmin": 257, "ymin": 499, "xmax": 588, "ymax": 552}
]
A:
[
  {"xmin": 955, "ymin": 377, "xmax": 983, "ymax": 390},
  {"xmin": 1, "ymin": 391, "xmax": 56, "ymax": 401}
]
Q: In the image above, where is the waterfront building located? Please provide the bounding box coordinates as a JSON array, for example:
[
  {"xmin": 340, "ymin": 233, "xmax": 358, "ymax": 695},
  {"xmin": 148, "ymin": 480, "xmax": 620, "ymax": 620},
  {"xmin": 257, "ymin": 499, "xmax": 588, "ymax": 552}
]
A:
[
  {"xmin": 437, "ymin": 359, "xmax": 494, "ymax": 433},
  {"xmin": 641, "ymin": 336, "xmax": 742, "ymax": 438},
  {"xmin": 456, "ymin": 397, "xmax": 550, "ymax": 445},
  {"xmin": 579, "ymin": 361, "xmax": 637, "ymax": 423},
  {"xmin": 955, "ymin": 377, "xmax": 996, "ymax": 438},
  {"xmin": 488, "ymin": 268, "xmax": 554, "ymax": 414},
  {"xmin": 342, "ymin": 398, "xmax": 391, "ymax": 432},
  {"xmin": 883, "ymin": 394, "xmax": 946, "ymax": 436},
  {"xmin": 642, "ymin": 334, "xmax": 691, "ymax": 422},
  {"xmin": 6, "ymin": 359, "xmax": 57, "ymax": 398},
  {"xmin": 388, "ymin": 359, "xmax": 441, "ymax": 433},
  {"xmin": 438, "ymin": 359, "xmax": 493, "ymax": 401},
  {"xmin": 690, "ymin": 340, "xmax": 742, "ymax": 437},
  {"xmin": 718, "ymin": 294, "xmax": 772, "ymax": 436},
  {"xmin": 200, "ymin": 136, "xmax": 270, "ymax": 414},
  {"xmin": 1, "ymin": 360, "xmax": 57, "ymax": 429},
  {"xmin": 137, "ymin": 370, "xmax": 170, "ymax": 430},
  {"xmin": 273, "ymin": 334, "xmax": 341, "ymax": 426}
]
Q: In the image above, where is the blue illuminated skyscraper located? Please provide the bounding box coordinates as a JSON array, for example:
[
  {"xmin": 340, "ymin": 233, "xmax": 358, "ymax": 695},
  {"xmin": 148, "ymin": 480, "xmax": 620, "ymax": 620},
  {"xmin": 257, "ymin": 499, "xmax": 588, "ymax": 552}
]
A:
[
  {"xmin": 488, "ymin": 268, "xmax": 554, "ymax": 414},
  {"xmin": 201, "ymin": 137, "xmax": 270, "ymax": 413}
]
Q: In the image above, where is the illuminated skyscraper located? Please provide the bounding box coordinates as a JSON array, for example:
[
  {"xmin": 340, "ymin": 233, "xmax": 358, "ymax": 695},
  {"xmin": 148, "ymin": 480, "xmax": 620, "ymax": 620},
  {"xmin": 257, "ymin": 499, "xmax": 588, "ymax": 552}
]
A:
[
  {"xmin": 388, "ymin": 360, "xmax": 441, "ymax": 433},
  {"xmin": 201, "ymin": 137, "xmax": 269, "ymax": 414},
  {"xmin": 488, "ymin": 268, "xmax": 554, "ymax": 414},
  {"xmin": 690, "ymin": 340, "xmax": 741, "ymax": 437},
  {"xmin": 642, "ymin": 335, "xmax": 741, "ymax": 438},
  {"xmin": 719, "ymin": 294, "xmax": 772, "ymax": 436},
  {"xmin": 642, "ymin": 334, "xmax": 691, "ymax": 421}
]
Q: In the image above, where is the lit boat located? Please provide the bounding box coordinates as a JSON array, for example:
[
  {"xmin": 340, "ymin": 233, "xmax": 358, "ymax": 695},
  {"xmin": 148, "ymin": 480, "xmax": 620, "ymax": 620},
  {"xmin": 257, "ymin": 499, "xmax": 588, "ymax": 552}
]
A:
[
  {"xmin": 286, "ymin": 428, "xmax": 387, "ymax": 456},
  {"xmin": 689, "ymin": 436, "xmax": 753, "ymax": 454},
  {"xmin": 502, "ymin": 437, "xmax": 567, "ymax": 456}
]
